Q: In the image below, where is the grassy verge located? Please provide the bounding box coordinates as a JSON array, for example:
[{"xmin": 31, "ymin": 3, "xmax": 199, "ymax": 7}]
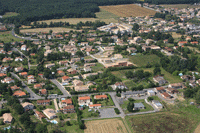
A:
[
  {"xmin": 0, "ymin": 31, "xmax": 23, "ymax": 43},
  {"xmin": 3, "ymin": 12, "xmax": 19, "ymax": 18}
]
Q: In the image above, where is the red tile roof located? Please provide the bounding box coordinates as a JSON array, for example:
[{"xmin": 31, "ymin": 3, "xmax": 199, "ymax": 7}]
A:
[
  {"xmin": 89, "ymin": 104, "xmax": 101, "ymax": 107},
  {"xmin": 94, "ymin": 95, "xmax": 107, "ymax": 99},
  {"xmin": 78, "ymin": 96, "xmax": 90, "ymax": 100},
  {"xmin": 13, "ymin": 91, "xmax": 26, "ymax": 97},
  {"xmin": 62, "ymin": 99, "xmax": 72, "ymax": 104}
]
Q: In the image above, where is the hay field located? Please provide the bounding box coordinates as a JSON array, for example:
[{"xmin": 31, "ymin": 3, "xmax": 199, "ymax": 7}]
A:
[
  {"xmin": 99, "ymin": 4, "xmax": 157, "ymax": 17},
  {"xmin": 20, "ymin": 27, "xmax": 74, "ymax": 33},
  {"xmin": 84, "ymin": 119, "xmax": 128, "ymax": 133}
]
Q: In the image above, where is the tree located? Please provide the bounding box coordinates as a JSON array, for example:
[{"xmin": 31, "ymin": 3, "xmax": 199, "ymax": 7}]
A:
[
  {"xmin": 66, "ymin": 121, "xmax": 71, "ymax": 126},
  {"xmin": 132, "ymin": 23, "xmax": 139, "ymax": 31},
  {"xmin": 195, "ymin": 90, "xmax": 200, "ymax": 104},
  {"xmin": 127, "ymin": 102, "xmax": 134, "ymax": 112},
  {"xmin": 76, "ymin": 51, "xmax": 84, "ymax": 57},
  {"xmin": 148, "ymin": 97, "xmax": 154, "ymax": 101},
  {"xmin": 168, "ymin": 37, "xmax": 174, "ymax": 43},
  {"xmin": 153, "ymin": 67, "xmax": 161, "ymax": 75}
]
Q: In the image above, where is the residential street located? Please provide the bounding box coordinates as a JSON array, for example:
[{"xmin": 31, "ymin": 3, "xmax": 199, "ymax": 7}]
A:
[
  {"xmin": 50, "ymin": 79, "xmax": 71, "ymax": 97},
  {"xmin": 11, "ymin": 72, "xmax": 43, "ymax": 100}
]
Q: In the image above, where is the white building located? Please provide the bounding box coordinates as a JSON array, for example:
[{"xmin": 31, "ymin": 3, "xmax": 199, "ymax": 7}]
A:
[{"xmin": 43, "ymin": 108, "xmax": 57, "ymax": 119}]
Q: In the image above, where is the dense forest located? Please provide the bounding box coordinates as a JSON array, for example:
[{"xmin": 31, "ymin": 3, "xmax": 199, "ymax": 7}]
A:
[{"xmin": 0, "ymin": 0, "xmax": 198, "ymax": 25}]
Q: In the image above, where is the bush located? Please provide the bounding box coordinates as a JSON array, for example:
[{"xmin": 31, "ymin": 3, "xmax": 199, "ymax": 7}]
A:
[
  {"xmin": 66, "ymin": 121, "xmax": 71, "ymax": 126},
  {"xmin": 114, "ymin": 108, "xmax": 120, "ymax": 114},
  {"xmin": 148, "ymin": 97, "xmax": 154, "ymax": 101},
  {"xmin": 116, "ymin": 93, "xmax": 121, "ymax": 97}
]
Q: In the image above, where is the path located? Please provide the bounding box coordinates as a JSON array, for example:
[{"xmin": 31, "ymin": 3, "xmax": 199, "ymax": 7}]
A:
[{"xmin": 53, "ymin": 99, "xmax": 59, "ymax": 112}]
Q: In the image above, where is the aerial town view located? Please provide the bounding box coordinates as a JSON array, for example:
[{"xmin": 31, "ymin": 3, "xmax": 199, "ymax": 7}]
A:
[{"xmin": 0, "ymin": 0, "xmax": 200, "ymax": 132}]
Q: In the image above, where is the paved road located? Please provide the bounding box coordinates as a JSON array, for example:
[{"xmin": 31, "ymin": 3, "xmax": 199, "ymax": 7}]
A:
[
  {"xmin": 110, "ymin": 93, "xmax": 126, "ymax": 118},
  {"xmin": 11, "ymin": 72, "xmax": 43, "ymax": 100},
  {"xmin": 11, "ymin": 29, "xmax": 39, "ymax": 41},
  {"xmin": 12, "ymin": 48, "xmax": 31, "ymax": 70},
  {"xmin": 53, "ymin": 99, "xmax": 59, "ymax": 112},
  {"xmin": 50, "ymin": 79, "xmax": 71, "ymax": 97}
]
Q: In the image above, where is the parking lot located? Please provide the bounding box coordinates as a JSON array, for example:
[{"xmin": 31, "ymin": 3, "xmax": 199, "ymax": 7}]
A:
[{"xmin": 98, "ymin": 108, "xmax": 120, "ymax": 118}]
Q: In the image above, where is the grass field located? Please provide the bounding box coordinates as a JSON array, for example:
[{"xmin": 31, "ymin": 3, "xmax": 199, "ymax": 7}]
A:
[
  {"xmin": 120, "ymin": 99, "xmax": 154, "ymax": 114},
  {"xmin": 91, "ymin": 63, "xmax": 104, "ymax": 72},
  {"xmin": 0, "ymin": 31, "xmax": 23, "ymax": 43},
  {"xmin": 171, "ymin": 32, "xmax": 184, "ymax": 39},
  {"xmin": 32, "ymin": 9, "xmax": 118, "ymax": 25},
  {"xmin": 128, "ymin": 54, "xmax": 160, "ymax": 67},
  {"xmin": 20, "ymin": 27, "xmax": 74, "ymax": 33},
  {"xmin": 99, "ymin": 4, "xmax": 157, "ymax": 17},
  {"xmin": 161, "ymin": 4, "xmax": 200, "ymax": 9},
  {"xmin": 84, "ymin": 118, "xmax": 128, "ymax": 133},
  {"xmin": 3, "ymin": 12, "xmax": 19, "ymax": 18}
]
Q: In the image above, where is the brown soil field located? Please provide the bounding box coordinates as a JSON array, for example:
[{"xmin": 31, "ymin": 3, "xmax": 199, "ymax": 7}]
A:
[
  {"xmin": 84, "ymin": 119, "xmax": 128, "ymax": 133},
  {"xmin": 99, "ymin": 4, "xmax": 157, "ymax": 17},
  {"xmin": 20, "ymin": 27, "xmax": 75, "ymax": 33}
]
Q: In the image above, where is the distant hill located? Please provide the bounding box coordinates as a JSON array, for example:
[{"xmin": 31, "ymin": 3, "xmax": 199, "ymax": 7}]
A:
[{"xmin": 0, "ymin": 0, "xmax": 198, "ymax": 25}]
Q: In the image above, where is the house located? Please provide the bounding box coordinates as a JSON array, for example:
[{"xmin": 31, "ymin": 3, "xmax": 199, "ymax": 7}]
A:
[
  {"xmin": 80, "ymin": 42, "xmax": 89, "ymax": 46},
  {"xmin": 34, "ymin": 84, "xmax": 42, "ymax": 89},
  {"xmin": 61, "ymin": 105, "xmax": 75, "ymax": 114},
  {"xmin": 62, "ymin": 76, "xmax": 70, "ymax": 83},
  {"xmin": 21, "ymin": 102, "xmax": 35, "ymax": 111},
  {"xmin": 78, "ymin": 96, "xmax": 91, "ymax": 106},
  {"xmin": 27, "ymin": 75, "xmax": 36, "ymax": 84},
  {"xmin": 39, "ymin": 89, "xmax": 47, "ymax": 95},
  {"xmin": 147, "ymin": 90, "xmax": 155, "ymax": 96},
  {"xmin": 154, "ymin": 87, "xmax": 165, "ymax": 93},
  {"xmin": 37, "ymin": 100, "xmax": 50, "ymax": 105},
  {"xmin": 73, "ymin": 79, "xmax": 84, "ymax": 86},
  {"xmin": 13, "ymin": 90, "xmax": 26, "ymax": 97},
  {"xmin": 21, "ymin": 45, "xmax": 27, "ymax": 51},
  {"xmin": 45, "ymin": 63, "xmax": 55, "ymax": 68},
  {"xmin": 43, "ymin": 109, "xmax": 56, "ymax": 119},
  {"xmin": 94, "ymin": 95, "xmax": 108, "ymax": 100},
  {"xmin": 89, "ymin": 104, "xmax": 101, "ymax": 109},
  {"xmin": 191, "ymin": 41, "xmax": 199, "ymax": 45},
  {"xmin": 15, "ymin": 57, "xmax": 23, "ymax": 61},
  {"xmin": 75, "ymin": 85, "xmax": 89, "ymax": 92},
  {"xmin": 15, "ymin": 67, "xmax": 24, "ymax": 72},
  {"xmin": 19, "ymin": 72, "xmax": 28, "ymax": 77},
  {"xmin": 146, "ymin": 39, "xmax": 154, "ymax": 45},
  {"xmin": 181, "ymin": 75, "xmax": 193, "ymax": 81},
  {"xmin": 152, "ymin": 100, "xmax": 163, "ymax": 109},
  {"xmin": 2, "ymin": 57, "xmax": 13, "ymax": 62},
  {"xmin": 60, "ymin": 99, "xmax": 72, "ymax": 108},
  {"xmin": 178, "ymin": 41, "xmax": 187, "ymax": 46},
  {"xmin": 0, "ymin": 73, "xmax": 6, "ymax": 77},
  {"xmin": 168, "ymin": 83, "xmax": 183, "ymax": 89},
  {"xmin": 133, "ymin": 103, "xmax": 145, "ymax": 110},
  {"xmin": 84, "ymin": 66, "xmax": 91, "ymax": 72},
  {"xmin": 166, "ymin": 88, "xmax": 179, "ymax": 94},
  {"xmin": 153, "ymin": 75, "xmax": 167, "ymax": 85},
  {"xmin": 161, "ymin": 92, "xmax": 171, "ymax": 99},
  {"xmin": 57, "ymin": 70, "xmax": 65, "ymax": 76},
  {"xmin": 67, "ymin": 68, "xmax": 77, "ymax": 75},
  {"xmin": 82, "ymin": 73, "xmax": 98, "ymax": 79},
  {"xmin": 127, "ymin": 47, "xmax": 137, "ymax": 53},
  {"xmin": 3, "ymin": 113, "xmax": 13, "ymax": 124},
  {"xmin": 134, "ymin": 36, "xmax": 142, "ymax": 42},
  {"xmin": 113, "ymin": 82, "xmax": 128, "ymax": 90},
  {"xmin": 1, "ymin": 77, "xmax": 14, "ymax": 84},
  {"xmin": 10, "ymin": 85, "xmax": 20, "ymax": 90},
  {"xmin": 35, "ymin": 111, "xmax": 46, "ymax": 120},
  {"xmin": 59, "ymin": 60, "xmax": 68, "ymax": 66}
]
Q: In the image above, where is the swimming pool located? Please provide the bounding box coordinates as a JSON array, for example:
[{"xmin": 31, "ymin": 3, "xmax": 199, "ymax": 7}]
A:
[
  {"xmin": 4, "ymin": 126, "xmax": 11, "ymax": 130},
  {"xmin": 50, "ymin": 120, "xmax": 58, "ymax": 124}
]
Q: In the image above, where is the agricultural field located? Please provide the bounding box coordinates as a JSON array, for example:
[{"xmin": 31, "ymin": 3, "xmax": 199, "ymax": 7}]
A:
[
  {"xmin": 84, "ymin": 118, "xmax": 128, "ymax": 133},
  {"xmin": 32, "ymin": 9, "xmax": 118, "ymax": 26},
  {"xmin": 2, "ymin": 12, "xmax": 19, "ymax": 18},
  {"xmin": 128, "ymin": 54, "xmax": 160, "ymax": 67},
  {"xmin": 20, "ymin": 27, "xmax": 75, "ymax": 33},
  {"xmin": 99, "ymin": 4, "xmax": 157, "ymax": 17},
  {"xmin": 0, "ymin": 31, "xmax": 23, "ymax": 43},
  {"xmin": 160, "ymin": 4, "xmax": 200, "ymax": 9},
  {"xmin": 126, "ymin": 102, "xmax": 200, "ymax": 133}
]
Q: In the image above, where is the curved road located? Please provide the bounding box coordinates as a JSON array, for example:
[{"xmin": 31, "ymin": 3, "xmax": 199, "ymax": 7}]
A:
[{"xmin": 11, "ymin": 29, "xmax": 39, "ymax": 41}]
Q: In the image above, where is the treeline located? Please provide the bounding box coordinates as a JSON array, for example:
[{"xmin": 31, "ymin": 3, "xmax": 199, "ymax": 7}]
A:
[
  {"xmin": 0, "ymin": 0, "xmax": 137, "ymax": 25},
  {"xmin": 145, "ymin": 0, "xmax": 198, "ymax": 4}
]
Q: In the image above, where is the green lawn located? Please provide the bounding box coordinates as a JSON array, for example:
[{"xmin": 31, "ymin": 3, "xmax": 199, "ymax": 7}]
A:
[
  {"xmin": 120, "ymin": 99, "xmax": 154, "ymax": 114},
  {"xmin": 160, "ymin": 68, "xmax": 182, "ymax": 84},
  {"xmin": 3, "ymin": 12, "xmax": 19, "ymax": 18},
  {"xmin": 81, "ymin": 107, "xmax": 99, "ymax": 119},
  {"xmin": 96, "ymin": 99, "xmax": 114, "ymax": 106},
  {"xmin": 128, "ymin": 54, "xmax": 160, "ymax": 67},
  {"xmin": 91, "ymin": 63, "xmax": 104, "ymax": 72},
  {"xmin": 95, "ymin": 9, "xmax": 119, "ymax": 19},
  {"xmin": 0, "ymin": 31, "xmax": 23, "ymax": 43}
]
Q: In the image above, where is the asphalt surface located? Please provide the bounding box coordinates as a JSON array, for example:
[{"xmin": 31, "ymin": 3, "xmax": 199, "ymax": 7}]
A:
[
  {"xmin": 11, "ymin": 72, "xmax": 43, "ymax": 100},
  {"xmin": 50, "ymin": 79, "xmax": 71, "ymax": 97}
]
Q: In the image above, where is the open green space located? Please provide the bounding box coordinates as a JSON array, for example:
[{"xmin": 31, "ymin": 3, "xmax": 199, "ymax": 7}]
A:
[
  {"xmin": 2, "ymin": 12, "xmax": 19, "ymax": 18},
  {"xmin": 96, "ymin": 98, "xmax": 114, "ymax": 106},
  {"xmin": 0, "ymin": 31, "xmax": 23, "ymax": 43},
  {"xmin": 81, "ymin": 107, "xmax": 99, "ymax": 119},
  {"xmin": 95, "ymin": 9, "xmax": 119, "ymax": 19},
  {"xmin": 128, "ymin": 54, "xmax": 160, "ymax": 67},
  {"xmin": 120, "ymin": 99, "xmax": 154, "ymax": 114},
  {"xmin": 126, "ymin": 102, "xmax": 200, "ymax": 133},
  {"xmin": 91, "ymin": 63, "xmax": 104, "ymax": 72}
]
